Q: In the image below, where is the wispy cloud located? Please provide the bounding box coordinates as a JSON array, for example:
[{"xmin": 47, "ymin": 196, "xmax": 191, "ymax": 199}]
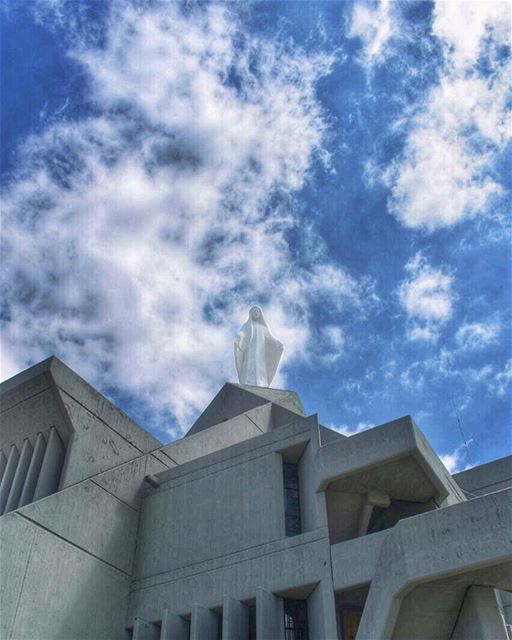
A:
[
  {"xmin": 0, "ymin": 2, "xmax": 371, "ymax": 437},
  {"xmin": 398, "ymin": 252, "xmax": 454, "ymax": 342},
  {"xmin": 347, "ymin": 0, "xmax": 396, "ymax": 67},
  {"xmin": 455, "ymin": 320, "xmax": 501, "ymax": 351},
  {"xmin": 439, "ymin": 440, "xmax": 473, "ymax": 474},
  {"xmin": 384, "ymin": 1, "xmax": 510, "ymax": 231},
  {"xmin": 330, "ymin": 421, "xmax": 374, "ymax": 437}
]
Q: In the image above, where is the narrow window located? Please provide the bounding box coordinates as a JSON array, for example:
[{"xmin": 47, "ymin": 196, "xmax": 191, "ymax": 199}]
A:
[
  {"xmin": 283, "ymin": 599, "xmax": 308, "ymax": 640},
  {"xmin": 283, "ymin": 462, "xmax": 302, "ymax": 536},
  {"xmin": 248, "ymin": 604, "xmax": 256, "ymax": 640}
]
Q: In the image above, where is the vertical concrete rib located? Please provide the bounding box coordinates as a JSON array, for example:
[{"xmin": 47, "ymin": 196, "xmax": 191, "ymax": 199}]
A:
[
  {"xmin": 223, "ymin": 596, "xmax": 249, "ymax": 640},
  {"xmin": 33, "ymin": 427, "xmax": 65, "ymax": 501},
  {"xmin": 256, "ymin": 588, "xmax": 284, "ymax": 640},
  {"xmin": 0, "ymin": 444, "xmax": 20, "ymax": 514},
  {"xmin": 18, "ymin": 432, "xmax": 47, "ymax": 508},
  {"xmin": 4, "ymin": 438, "xmax": 33, "ymax": 513},
  {"xmin": 160, "ymin": 611, "xmax": 190, "ymax": 640},
  {"xmin": 190, "ymin": 604, "xmax": 219, "ymax": 640},
  {"xmin": 0, "ymin": 450, "xmax": 7, "ymax": 483},
  {"xmin": 132, "ymin": 618, "xmax": 161, "ymax": 640}
]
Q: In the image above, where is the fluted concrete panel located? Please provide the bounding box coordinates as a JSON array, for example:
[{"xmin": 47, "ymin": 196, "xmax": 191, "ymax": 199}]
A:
[
  {"xmin": 0, "ymin": 444, "xmax": 19, "ymax": 514},
  {"xmin": 256, "ymin": 588, "xmax": 284, "ymax": 640},
  {"xmin": 33, "ymin": 427, "xmax": 65, "ymax": 501},
  {"xmin": 190, "ymin": 604, "xmax": 219, "ymax": 640},
  {"xmin": 4, "ymin": 438, "xmax": 33, "ymax": 513},
  {"xmin": 18, "ymin": 432, "xmax": 47, "ymax": 507},
  {"xmin": 160, "ymin": 611, "xmax": 190, "ymax": 640},
  {"xmin": 223, "ymin": 596, "xmax": 249, "ymax": 640}
]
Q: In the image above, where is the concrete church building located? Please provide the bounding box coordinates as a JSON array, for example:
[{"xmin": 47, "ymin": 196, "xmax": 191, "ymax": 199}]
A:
[{"xmin": 1, "ymin": 356, "xmax": 511, "ymax": 639}]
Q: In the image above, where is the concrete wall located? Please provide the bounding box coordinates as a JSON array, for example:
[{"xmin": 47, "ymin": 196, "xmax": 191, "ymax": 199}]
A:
[
  {"xmin": 454, "ymin": 455, "xmax": 512, "ymax": 497},
  {"xmin": 451, "ymin": 586, "xmax": 508, "ymax": 640}
]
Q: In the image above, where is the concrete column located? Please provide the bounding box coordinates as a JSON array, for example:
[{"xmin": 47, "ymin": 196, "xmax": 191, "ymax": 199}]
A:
[
  {"xmin": 160, "ymin": 611, "xmax": 190, "ymax": 640},
  {"xmin": 5, "ymin": 438, "xmax": 33, "ymax": 513},
  {"xmin": 357, "ymin": 491, "xmax": 390, "ymax": 536},
  {"xmin": 132, "ymin": 618, "xmax": 161, "ymax": 640},
  {"xmin": 33, "ymin": 427, "xmax": 65, "ymax": 501},
  {"xmin": 190, "ymin": 604, "xmax": 219, "ymax": 640},
  {"xmin": 256, "ymin": 588, "xmax": 284, "ymax": 640},
  {"xmin": 451, "ymin": 586, "xmax": 508, "ymax": 640},
  {"xmin": 222, "ymin": 596, "xmax": 249, "ymax": 640},
  {"xmin": 307, "ymin": 580, "xmax": 339, "ymax": 640},
  {"xmin": 0, "ymin": 444, "xmax": 19, "ymax": 514},
  {"xmin": 18, "ymin": 432, "xmax": 47, "ymax": 508}
]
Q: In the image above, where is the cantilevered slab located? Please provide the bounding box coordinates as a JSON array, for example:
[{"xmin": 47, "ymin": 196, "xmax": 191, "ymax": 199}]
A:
[{"xmin": 315, "ymin": 416, "xmax": 465, "ymax": 505}]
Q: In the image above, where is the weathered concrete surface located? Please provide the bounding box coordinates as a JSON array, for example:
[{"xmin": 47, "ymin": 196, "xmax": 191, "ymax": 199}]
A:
[
  {"xmin": 1, "ymin": 512, "xmax": 130, "ymax": 640},
  {"xmin": 308, "ymin": 579, "xmax": 338, "ymax": 640},
  {"xmin": 186, "ymin": 382, "xmax": 304, "ymax": 436},
  {"xmin": 256, "ymin": 588, "xmax": 284, "ymax": 640},
  {"xmin": 222, "ymin": 596, "xmax": 249, "ymax": 640},
  {"xmin": 454, "ymin": 455, "xmax": 512, "ymax": 497},
  {"xmin": 356, "ymin": 488, "xmax": 512, "ymax": 639},
  {"xmin": 160, "ymin": 611, "xmax": 190, "ymax": 640},
  {"xmin": 19, "ymin": 479, "xmax": 139, "ymax": 574},
  {"xmin": 331, "ymin": 530, "xmax": 388, "ymax": 590},
  {"xmin": 451, "ymin": 586, "xmax": 508, "ymax": 640},
  {"xmin": 316, "ymin": 416, "xmax": 466, "ymax": 505},
  {"xmin": 190, "ymin": 604, "xmax": 219, "ymax": 640}
]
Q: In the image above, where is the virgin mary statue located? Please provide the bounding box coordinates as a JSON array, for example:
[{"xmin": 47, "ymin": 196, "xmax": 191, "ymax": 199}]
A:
[{"xmin": 234, "ymin": 307, "xmax": 284, "ymax": 387}]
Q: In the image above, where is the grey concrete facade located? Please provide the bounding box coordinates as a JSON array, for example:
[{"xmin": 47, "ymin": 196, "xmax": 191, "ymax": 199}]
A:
[{"xmin": 1, "ymin": 357, "xmax": 511, "ymax": 640}]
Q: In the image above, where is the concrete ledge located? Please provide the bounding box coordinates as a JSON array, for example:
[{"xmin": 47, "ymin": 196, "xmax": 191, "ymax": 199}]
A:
[{"xmin": 356, "ymin": 488, "xmax": 512, "ymax": 639}]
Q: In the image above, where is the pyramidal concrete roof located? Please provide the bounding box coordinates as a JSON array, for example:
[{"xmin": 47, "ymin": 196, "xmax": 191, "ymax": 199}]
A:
[{"xmin": 185, "ymin": 382, "xmax": 305, "ymax": 437}]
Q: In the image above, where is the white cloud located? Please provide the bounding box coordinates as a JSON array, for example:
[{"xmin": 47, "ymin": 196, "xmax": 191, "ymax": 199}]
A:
[
  {"xmin": 455, "ymin": 320, "xmax": 501, "ymax": 350},
  {"xmin": 383, "ymin": 1, "xmax": 510, "ymax": 231},
  {"xmin": 398, "ymin": 253, "xmax": 454, "ymax": 342},
  {"xmin": 347, "ymin": 0, "xmax": 396, "ymax": 67},
  {"xmin": 318, "ymin": 325, "xmax": 346, "ymax": 364},
  {"xmin": 331, "ymin": 421, "xmax": 374, "ymax": 437},
  {"xmin": 439, "ymin": 440, "xmax": 473, "ymax": 474},
  {"xmin": 1, "ymin": 3, "xmax": 371, "ymax": 438},
  {"xmin": 488, "ymin": 359, "xmax": 512, "ymax": 397}
]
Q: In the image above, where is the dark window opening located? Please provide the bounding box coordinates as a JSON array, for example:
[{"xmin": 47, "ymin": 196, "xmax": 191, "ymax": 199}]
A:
[
  {"xmin": 248, "ymin": 604, "xmax": 256, "ymax": 640},
  {"xmin": 340, "ymin": 606, "xmax": 363, "ymax": 640},
  {"xmin": 283, "ymin": 462, "xmax": 302, "ymax": 536},
  {"xmin": 216, "ymin": 611, "xmax": 223, "ymax": 640},
  {"xmin": 284, "ymin": 599, "xmax": 308, "ymax": 640},
  {"xmin": 366, "ymin": 498, "xmax": 436, "ymax": 534}
]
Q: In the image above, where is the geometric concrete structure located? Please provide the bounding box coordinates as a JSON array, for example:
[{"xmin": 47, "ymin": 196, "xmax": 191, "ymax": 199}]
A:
[{"xmin": 1, "ymin": 356, "xmax": 511, "ymax": 639}]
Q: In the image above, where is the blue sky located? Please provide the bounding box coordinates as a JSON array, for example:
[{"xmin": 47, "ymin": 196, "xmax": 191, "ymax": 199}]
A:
[{"xmin": 1, "ymin": 0, "xmax": 510, "ymax": 471}]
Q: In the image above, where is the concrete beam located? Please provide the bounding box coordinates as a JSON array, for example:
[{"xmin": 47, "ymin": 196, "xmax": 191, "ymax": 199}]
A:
[{"xmin": 32, "ymin": 427, "xmax": 65, "ymax": 501}]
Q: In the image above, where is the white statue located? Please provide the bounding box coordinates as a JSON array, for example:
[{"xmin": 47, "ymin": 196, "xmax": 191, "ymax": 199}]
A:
[{"xmin": 234, "ymin": 306, "xmax": 284, "ymax": 387}]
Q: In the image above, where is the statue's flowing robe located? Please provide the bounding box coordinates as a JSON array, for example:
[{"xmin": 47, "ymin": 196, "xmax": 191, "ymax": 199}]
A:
[{"xmin": 234, "ymin": 311, "xmax": 283, "ymax": 387}]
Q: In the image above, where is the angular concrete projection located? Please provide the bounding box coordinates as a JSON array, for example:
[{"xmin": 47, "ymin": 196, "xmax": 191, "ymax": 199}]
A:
[
  {"xmin": 222, "ymin": 596, "xmax": 249, "ymax": 640},
  {"xmin": 256, "ymin": 588, "xmax": 284, "ymax": 640},
  {"xmin": 32, "ymin": 427, "xmax": 65, "ymax": 501},
  {"xmin": 0, "ymin": 444, "xmax": 19, "ymax": 514},
  {"xmin": 132, "ymin": 617, "xmax": 161, "ymax": 640},
  {"xmin": 356, "ymin": 488, "xmax": 512, "ymax": 640},
  {"xmin": 307, "ymin": 580, "xmax": 338, "ymax": 640},
  {"xmin": 4, "ymin": 438, "xmax": 32, "ymax": 513},
  {"xmin": 1, "ymin": 358, "xmax": 511, "ymax": 640},
  {"xmin": 190, "ymin": 604, "xmax": 219, "ymax": 640},
  {"xmin": 451, "ymin": 586, "xmax": 508, "ymax": 640},
  {"xmin": 160, "ymin": 611, "xmax": 190, "ymax": 640},
  {"xmin": 18, "ymin": 432, "xmax": 46, "ymax": 507}
]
